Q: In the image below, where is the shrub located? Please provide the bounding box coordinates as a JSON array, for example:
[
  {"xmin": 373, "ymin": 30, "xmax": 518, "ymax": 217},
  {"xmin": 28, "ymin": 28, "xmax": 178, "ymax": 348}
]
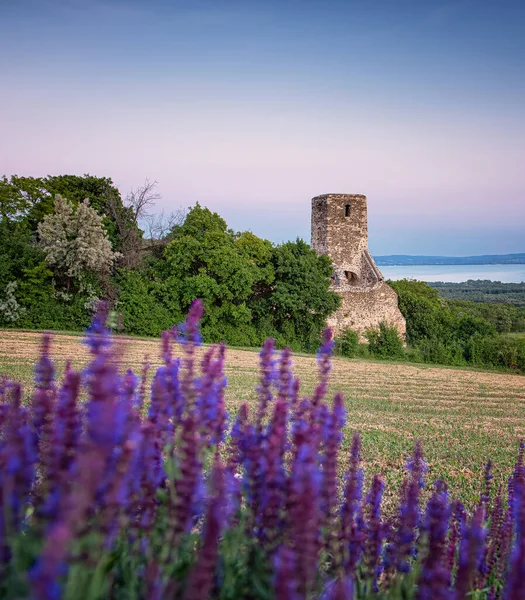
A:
[
  {"xmin": 366, "ymin": 321, "xmax": 404, "ymax": 359},
  {"xmin": 1, "ymin": 303, "xmax": 523, "ymax": 598},
  {"xmin": 334, "ymin": 327, "xmax": 359, "ymax": 358}
]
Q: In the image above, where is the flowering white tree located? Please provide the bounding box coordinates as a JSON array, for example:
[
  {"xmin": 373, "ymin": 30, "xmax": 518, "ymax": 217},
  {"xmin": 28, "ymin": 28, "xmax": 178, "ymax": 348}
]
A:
[{"xmin": 37, "ymin": 195, "xmax": 119, "ymax": 281}]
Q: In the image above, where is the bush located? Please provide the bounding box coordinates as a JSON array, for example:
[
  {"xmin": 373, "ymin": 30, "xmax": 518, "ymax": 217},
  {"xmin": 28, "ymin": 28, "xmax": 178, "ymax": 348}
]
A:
[
  {"xmin": 366, "ymin": 321, "xmax": 404, "ymax": 359},
  {"xmin": 0, "ymin": 302, "xmax": 523, "ymax": 598},
  {"xmin": 334, "ymin": 327, "xmax": 359, "ymax": 358}
]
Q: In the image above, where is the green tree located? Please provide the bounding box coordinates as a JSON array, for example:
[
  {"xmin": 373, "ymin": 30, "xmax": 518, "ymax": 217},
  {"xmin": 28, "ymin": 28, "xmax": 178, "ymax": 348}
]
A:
[
  {"xmin": 263, "ymin": 238, "xmax": 340, "ymax": 351},
  {"xmin": 389, "ymin": 279, "xmax": 452, "ymax": 344},
  {"xmin": 163, "ymin": 204, "xmax": 268, "ymax": 345}
]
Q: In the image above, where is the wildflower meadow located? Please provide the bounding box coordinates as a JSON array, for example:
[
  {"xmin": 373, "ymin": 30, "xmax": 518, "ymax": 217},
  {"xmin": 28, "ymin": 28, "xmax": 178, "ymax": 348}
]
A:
[{"xmin": 0, "ymin": 300, "xmax": 524, "ymax": 599}]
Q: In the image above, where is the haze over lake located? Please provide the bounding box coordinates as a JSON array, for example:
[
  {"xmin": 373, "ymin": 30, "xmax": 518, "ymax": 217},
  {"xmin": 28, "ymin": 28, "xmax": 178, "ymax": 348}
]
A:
[{"xmin": 381, "ymin": 265, "xmax": 525, "ymax": 284}]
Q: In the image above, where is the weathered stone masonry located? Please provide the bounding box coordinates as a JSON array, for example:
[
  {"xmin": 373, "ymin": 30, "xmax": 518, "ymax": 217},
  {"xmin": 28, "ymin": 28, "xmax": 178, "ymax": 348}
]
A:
[{"xmin": 311, "ymin": 193, "xmax": 406, "ymax": 340}]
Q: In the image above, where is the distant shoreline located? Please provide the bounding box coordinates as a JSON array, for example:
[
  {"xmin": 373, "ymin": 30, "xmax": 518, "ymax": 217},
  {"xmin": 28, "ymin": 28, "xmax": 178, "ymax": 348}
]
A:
[{"xmin": 374, "ymin": 253, "xmax": 525, "ymax": 266}]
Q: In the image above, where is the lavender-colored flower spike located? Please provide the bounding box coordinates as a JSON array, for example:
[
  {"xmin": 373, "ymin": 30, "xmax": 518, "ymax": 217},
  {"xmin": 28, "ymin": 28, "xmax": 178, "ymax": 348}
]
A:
[
  {"xmin": 320, "ymin": 577, "xmax": 354, "ymax": 600},
  {"xmin": 504, "ymin": 463, "xmax": 525, "ymax": 600},
  {"xmin": 393, "ymin": 440, "xmax": 427, "ymax": 574},
  {"xmin": 274, "ymin": 546, "xmax": 299, "ymax": 600},
  {"xmin": 256, "ymin": 337, "xmax": 275, "ymax": 435},
  {"xmin": 0, "ymin": 383, "xmax": 36, "ymax": 535},
  {"xmin": 321, "ymin": 393, "xmax": 345, "ymax": 555},
  {"xmin": 363, "ymin": 474, "xmax": 386, "ymax": 592},
  {"xmin": 182, "ymin": 456, "xmax": 226, "ymax": 600},
  {"xmin": 180, "ymin": 298, "xmax": 205, "ymax": 410},
  {"xmin": 416, "ymin": 482, "xmax": 451, "ymax": 600},
  {"xmin": 340, "ymin": 432, "xmax": 365, "ymax": 575},
  {"xmin": 312, "ymin": 327, "xmax": 334, "ymax": 408},
  {"xmin": 454, "ymin": 506, "xmax": 486, "ymax": 600},
  {"xmin": 259, "ymin": 397, "xmax": 288, "ymax": 550},
  {"xmin": 288, "ymin": 442, "xmax": 321, "ymax": 597}
]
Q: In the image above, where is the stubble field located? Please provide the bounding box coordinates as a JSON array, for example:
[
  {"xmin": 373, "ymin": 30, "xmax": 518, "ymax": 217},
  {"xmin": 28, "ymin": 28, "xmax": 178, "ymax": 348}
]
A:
[{"xmin": 1, "ymin": 329, "xmax": 524, "ymax": 509}]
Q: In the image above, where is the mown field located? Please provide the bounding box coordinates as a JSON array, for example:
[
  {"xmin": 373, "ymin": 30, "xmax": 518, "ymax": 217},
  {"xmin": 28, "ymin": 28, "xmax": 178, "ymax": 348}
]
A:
[{"xmin": 1, "ymin": 329, "xmax": 525, "ymax": 510}]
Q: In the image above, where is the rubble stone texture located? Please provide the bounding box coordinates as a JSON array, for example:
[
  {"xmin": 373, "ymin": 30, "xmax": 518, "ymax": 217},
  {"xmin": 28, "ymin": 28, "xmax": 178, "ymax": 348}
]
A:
[{"xmin": 311, "ymin": 193, "xmax": 406, "ymax": 340}]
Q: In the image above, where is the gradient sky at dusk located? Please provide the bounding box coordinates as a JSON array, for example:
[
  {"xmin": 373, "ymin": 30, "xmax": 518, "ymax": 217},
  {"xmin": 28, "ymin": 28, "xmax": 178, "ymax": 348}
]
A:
[{"xmin": 1, "ymin": 0, "xmax": 524, "ymax": 254}]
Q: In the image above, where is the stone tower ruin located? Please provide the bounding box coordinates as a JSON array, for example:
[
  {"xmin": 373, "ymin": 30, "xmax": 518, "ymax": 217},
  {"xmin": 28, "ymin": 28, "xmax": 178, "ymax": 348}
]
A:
[{"xmin": 311, "ymin": 193, "xmax": 406, "ymax": 339}]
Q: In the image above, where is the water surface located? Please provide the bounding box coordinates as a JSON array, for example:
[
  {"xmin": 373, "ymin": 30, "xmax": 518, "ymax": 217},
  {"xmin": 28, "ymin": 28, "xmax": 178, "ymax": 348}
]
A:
[{"xmin": 380, "ymin": 264, "xmax": 525, "ymax": 283}]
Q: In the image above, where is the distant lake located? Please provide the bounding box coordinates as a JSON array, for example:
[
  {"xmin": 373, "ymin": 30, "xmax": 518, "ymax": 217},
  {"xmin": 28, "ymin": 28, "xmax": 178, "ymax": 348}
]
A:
[{"xmin": 380, "ymin": 264, "xmax": 525, "ymax": 283}]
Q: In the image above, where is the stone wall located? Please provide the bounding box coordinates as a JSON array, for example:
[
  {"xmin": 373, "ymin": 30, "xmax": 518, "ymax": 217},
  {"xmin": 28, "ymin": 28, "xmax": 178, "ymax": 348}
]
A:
[
  {"xmin": 326, "ymin": 282, "xmax": 406, "ymax": 341},
  {"xmin": 311, "ymin": 193, "xmax": 406, "ymax": 340}
]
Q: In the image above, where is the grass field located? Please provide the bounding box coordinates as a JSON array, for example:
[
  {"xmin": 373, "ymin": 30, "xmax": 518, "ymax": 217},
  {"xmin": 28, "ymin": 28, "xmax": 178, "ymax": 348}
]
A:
[{"xmin": 1, "ymin": 329, "xmax": 525, "ymax": 510}]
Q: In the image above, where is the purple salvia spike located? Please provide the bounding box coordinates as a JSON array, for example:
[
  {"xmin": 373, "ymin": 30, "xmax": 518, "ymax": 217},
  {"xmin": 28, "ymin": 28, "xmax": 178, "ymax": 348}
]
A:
[
  {"xmin": 31, "ymin": 333, "xmax": 57, "ymax": 486},
  {"xmin": 43, "ymin": 370, "xmax": 81, "ymax": 523},
  {"xmin": 362, "ymin": 474, "xmax": 386, "ymax": 592},
  {"xmin": 182, "ymin": 456, "xmax": 226, "ymax": 600},
  {"xmin": 454, "ymin": 505, "xmax": 487, "ymax": 600},
  {"xmin": 447, "ymin": 501, "xmax": 465, "ymax": 577},
  {"xmin": 179, "ymin": 298, "xmax": 205, "ymax": 411},
  {"xmin": 210, "ymin": 341, "xmax": 228, "ymax": 446},
  {"xmin": 256, "ymin": 337, "xmax": 275, "ymax": 436},
  {"xmin": 0, "ymin": 383, "xmax": 36, "ymax": 535},
  {"xmin": 274, "ymin": 546, "xmax": 299, "ymax": 600},
  {"xmin": 172, "ymin": 414, "xmax": 202, "ymax": 539},
  {"xmin": 288, "ymin": 442, "xmax": 322, "ymax": 597},
  {"xmin": 497, "ymin": 506, "xmax": 514, "ymax": 581},
  {"xmin": 504, "ymin": 463, "xmax": 525, "ymax": 600},
  {"xmin": 259, "ymin": 398, "xmax": 288, "ymax": 551},
  {"xmin": 392, "ymin": 440, "xmax": 427, "ymax": 574},
  {"xmin": 311, "ymin": 327, "xmax": 334, "ymax": 408},
  {"xmin": 320, "ymin": 577, "xmax": 354, "ymax": 600},
  {"xmin": 277, "ymin": 347, "xmax": 293, "ymax": 403},
  {"xmin": 137, "ymin": 358, "xmax": 150, "ymax": 414},
  {"xmin": 29, "ymin": 522, "xmax": 70, "ymax": 600},
  {"xmin": 415, "ymin": 482, "xmax": 451, "ymax": 600},
  {"xmin": 340, "ymin": 432, "xmax": 365, "ymax": 575},
  {"xmin": 161, "ymin": 329, "xmax": 172, "ymax": 366},
  {"xmin": 485, "ymin": 485, "xmax": 504, "ymax": 585},
  {"xmin": 321, "ymin": 393, "xmax": 345, "ymax": 556},
  {"xmin": 480, "ymin": 460, "xmax": 493, "ymax": 511},
  {"xmin": 227, "ymin": 403, "xmax": 249, "ymax": 474}
]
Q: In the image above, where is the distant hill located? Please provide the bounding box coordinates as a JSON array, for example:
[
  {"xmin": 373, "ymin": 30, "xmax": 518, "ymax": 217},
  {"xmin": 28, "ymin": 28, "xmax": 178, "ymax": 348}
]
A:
[{"xmin": 374, "ymin": 253, "xmax": 525, "ymax": 266}]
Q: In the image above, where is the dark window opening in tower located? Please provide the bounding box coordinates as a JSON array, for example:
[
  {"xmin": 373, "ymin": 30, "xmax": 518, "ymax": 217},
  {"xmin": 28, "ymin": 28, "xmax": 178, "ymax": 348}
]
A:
[
  {"xmin": 345, "ymin": 204, "xmax": 351, "ymax": 217},
  {"xmin": 344, "ymin": 271, "xmax": 358, "ymax": 285}
]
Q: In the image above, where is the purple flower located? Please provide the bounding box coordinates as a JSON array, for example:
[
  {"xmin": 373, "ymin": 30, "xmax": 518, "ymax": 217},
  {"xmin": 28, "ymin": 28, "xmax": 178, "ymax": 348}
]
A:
[
  {"xmin": 259, "ymin": 398, "xmax": 288, "ymax": 549},
  {"xmin": 321, "ymin": 394, "xmax": 345, "ymax": 553},
  {"xmin": 312, "ymin": 327, "xmax": 334, "ymax": 408},
  {"xmin": 416, "ymin": 482, "xmax": 451, "ymax": 600},
  {"xmin": 0, "ymin": 383, "xmax": 36, "ymax": 533},
  {"xmin": 182, "ymin": 456, "xmax": 226, "ymax": 600},
  {"xmin": 390, "ymin": 440, "xmax": 427, "ymax": 574},
  {"xmin": 277, "ymin": 347, "xmax": 293, "ymax": 403},
  {"xmin": 274, "ymin": 546, "xmax": 300, "ymax": 600},
  {"xmin": 340, "ymin": 432, "xmax": 365, "ymax": 575},
  {"xmin": 173, "ymin": 415, "xmax": 203, "ymax": 537},
  {"xmin": 42, "ymin": 370, "xmax": 82, "ymax": 522},
  {"xmin": 454, "ymin": 506, "xmax": 487, "ymax": 600},
  {"xmin": 362, "ymin": 474, "xmax": 386, "ymax": 591},
  {"xmin": 320, "ymin": 577, "xmax": 354, "ymax": 600},
  {"xmin": 504, "ymin": 465, "xmax": 525, "ymax": 600},
  {"xmin": 288, "ymin": 442, "xmax": 322, "ymax": 596},
  {"xmin": 256, "ymin": 338, "xmax": 276, "ymax": 436}
]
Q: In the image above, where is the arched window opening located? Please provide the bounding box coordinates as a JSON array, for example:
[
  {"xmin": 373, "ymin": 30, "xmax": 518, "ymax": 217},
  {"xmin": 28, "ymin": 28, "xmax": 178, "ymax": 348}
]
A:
[
  {"xmin": 345, "ymin": 204, "xmax": 351, "ymax": 217},
  {"xmin": 344, "ymin": 271, "xmax": 358, "ymax": 284}
]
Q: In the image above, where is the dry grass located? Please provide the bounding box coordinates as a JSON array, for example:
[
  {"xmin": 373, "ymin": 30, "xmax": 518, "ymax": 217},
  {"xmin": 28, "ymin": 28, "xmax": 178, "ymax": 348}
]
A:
[{"xmin": 1, "ymin": 329, "xmax": 525, "ymax": 507}]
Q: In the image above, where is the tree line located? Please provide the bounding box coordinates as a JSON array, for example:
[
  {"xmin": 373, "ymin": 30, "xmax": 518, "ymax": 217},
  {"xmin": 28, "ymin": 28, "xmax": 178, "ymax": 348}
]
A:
[
  {"xmin": 1, "ymin": 173, "xmax": 524, "ymax": 373},
  {"xmin": 0, "ymin": 174, "xmax": 339, "ymax": 351}
]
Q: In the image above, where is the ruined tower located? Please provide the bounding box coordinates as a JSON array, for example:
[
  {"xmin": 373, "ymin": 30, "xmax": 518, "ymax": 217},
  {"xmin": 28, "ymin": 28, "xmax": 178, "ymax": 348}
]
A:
[{"xmin": 311, "ymin": 193, "xmax": 406, "ymax": 339}]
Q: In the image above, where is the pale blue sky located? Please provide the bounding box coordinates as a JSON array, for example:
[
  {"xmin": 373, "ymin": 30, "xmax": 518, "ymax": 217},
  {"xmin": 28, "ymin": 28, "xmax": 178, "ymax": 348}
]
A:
[{"xmin": 1, "ymin": 0, "xmax": 524, "ymax": 254}]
